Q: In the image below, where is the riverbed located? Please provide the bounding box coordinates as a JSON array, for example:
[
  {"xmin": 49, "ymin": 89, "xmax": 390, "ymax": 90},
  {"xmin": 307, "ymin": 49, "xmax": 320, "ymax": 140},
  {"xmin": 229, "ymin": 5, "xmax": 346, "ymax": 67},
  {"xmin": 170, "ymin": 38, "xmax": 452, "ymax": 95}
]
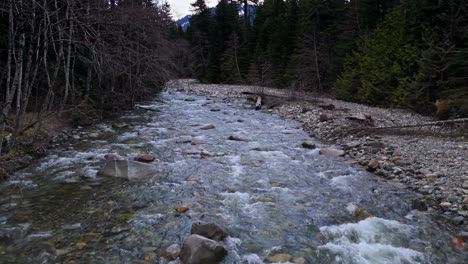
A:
[{"xmin": 0, "ymin": 90, "xmax": 466, "ymax": 263}]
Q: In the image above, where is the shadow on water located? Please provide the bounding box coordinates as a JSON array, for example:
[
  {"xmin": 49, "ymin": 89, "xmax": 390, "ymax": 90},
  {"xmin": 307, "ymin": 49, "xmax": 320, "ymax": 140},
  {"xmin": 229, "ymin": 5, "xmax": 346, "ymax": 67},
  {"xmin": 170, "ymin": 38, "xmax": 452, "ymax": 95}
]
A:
[{"xmin": 0, "ymin": 90, "xmax": 466, "ymax": 263}]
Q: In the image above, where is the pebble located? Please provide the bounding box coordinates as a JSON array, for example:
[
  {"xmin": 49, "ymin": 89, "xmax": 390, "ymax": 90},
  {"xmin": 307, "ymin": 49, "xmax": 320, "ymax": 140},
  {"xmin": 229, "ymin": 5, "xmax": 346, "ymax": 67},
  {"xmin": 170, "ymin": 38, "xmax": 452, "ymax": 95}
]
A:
[
  {"xmin": 440, "ymin": 202, "xmax": 452, "ymax": 208},
  {"xmin": 463, "ymin": 181, "xmax": 468, "ymax": 189}
]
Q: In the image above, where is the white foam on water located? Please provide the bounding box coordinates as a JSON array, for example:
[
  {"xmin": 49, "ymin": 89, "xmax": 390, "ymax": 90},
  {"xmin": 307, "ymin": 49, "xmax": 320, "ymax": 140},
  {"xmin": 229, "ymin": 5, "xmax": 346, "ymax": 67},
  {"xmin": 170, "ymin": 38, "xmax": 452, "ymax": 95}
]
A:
[
  {"xmin": 53, "ymin": 171, "xmax": 75, "ymax": 181},
  {"xmin": 221, "ymin": 191, "xmax": 251, "ymax": 201},
  {"xmin": 256, "ymin": 151, "xmax": 290, "ymax": 161},
  {"xmin": 223, "ymin": 237, "xmax": 243, "ymax": 263},
  {"xmin": 319, "ymin": 242, "xmax": 424, "ymax": 264},
  {"xmin": 241, "ymin": 254, "xmax": 264, "ymax": 264},
  {"xmin": 319, "ymin": 217, "xmax": 424, "ymax": 264},
  {"xmin": 230, "ymin": 155, "xmax": 243, "ymax": 178},
  {"xmin": 80, "ymin": 166, "xmax": 98, "ymax": 178},
  {"xmin": 117, "ymin": 132, "xmax": 139, "ymax": 141},
  {"xmin": 330, "ymin": 174, "xmax": 363, "ymax": 190},
  {"xmin": 7, "ymin": 180, "xmax": 37, "ymax": 188}
]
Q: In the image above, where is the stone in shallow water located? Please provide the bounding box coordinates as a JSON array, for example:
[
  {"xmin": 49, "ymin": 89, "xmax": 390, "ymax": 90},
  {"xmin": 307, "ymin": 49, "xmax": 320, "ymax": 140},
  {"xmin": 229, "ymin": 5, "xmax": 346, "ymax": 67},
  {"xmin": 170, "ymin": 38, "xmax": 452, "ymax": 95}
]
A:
[
  {"xmin": 191, "ymin": 221, "xmax": 227, "ymax": 241},
  {"xmin": 180, "ymin": 234, "xmax": 227, "ymax": 264},
  {"xmin": 200, "ymin": 124, "xmax": 215, "ymax": 130},
  {"xmin": 161, "ymin": 244, "xmax": 181, "ymax": 260},
  {"xmin": 135, "ymin": 154, "xmax": 156, "ymax": 163},
  {"xmin": 266, "ymin": 253, "xmax": 293, "ymax": 263},
  {"xmin": 97, "ymin": 160, "xmax": 158, "ymax": 181},
  {"xmin": 302, "ymin": 140, "xmax": 316, "ymax": 149}
]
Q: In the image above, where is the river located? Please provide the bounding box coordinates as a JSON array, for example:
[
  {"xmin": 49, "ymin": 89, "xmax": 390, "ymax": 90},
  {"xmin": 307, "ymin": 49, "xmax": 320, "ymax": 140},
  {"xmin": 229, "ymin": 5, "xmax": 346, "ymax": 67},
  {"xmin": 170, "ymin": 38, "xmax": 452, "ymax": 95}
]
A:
[{"xmin": 0, "ymin": 90, "xmax": 466, "ymax": 263}]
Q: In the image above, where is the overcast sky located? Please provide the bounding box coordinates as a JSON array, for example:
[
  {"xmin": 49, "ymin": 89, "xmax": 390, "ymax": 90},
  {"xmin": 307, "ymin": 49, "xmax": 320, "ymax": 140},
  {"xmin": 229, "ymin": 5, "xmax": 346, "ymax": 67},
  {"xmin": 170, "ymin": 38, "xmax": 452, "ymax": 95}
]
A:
[{"xmin": 166, "ymin": 0, "xmax": 216, "ymax": 19}]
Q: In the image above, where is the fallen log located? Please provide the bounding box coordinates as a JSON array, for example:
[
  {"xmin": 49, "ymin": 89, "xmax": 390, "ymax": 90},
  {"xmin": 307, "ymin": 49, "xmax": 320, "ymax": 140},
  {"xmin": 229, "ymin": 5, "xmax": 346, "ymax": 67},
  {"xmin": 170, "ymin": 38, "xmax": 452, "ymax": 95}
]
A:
[{"xmin": 255, "ymin": 96, "xmax": 262, "ymax": 110}]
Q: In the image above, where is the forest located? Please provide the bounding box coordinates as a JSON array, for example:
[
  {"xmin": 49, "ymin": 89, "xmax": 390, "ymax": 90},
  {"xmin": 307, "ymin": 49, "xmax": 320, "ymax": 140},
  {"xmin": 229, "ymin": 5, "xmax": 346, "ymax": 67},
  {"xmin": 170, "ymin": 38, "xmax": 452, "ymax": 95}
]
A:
[
  {"xmin": 185, "ymin": 0, "xmax": 467, "ymax": 118},
  {"xmin": 0, "ymin": 0, "xmax": 467, "ymax": 157},
  {"xmin": 0, "ymin": 0, "xmax": 189, "ymax": 156}
]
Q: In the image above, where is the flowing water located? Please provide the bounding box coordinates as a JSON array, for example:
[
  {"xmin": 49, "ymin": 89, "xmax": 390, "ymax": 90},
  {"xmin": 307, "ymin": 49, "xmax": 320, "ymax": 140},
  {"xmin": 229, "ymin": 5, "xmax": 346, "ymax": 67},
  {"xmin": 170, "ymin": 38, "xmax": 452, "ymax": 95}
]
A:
[{"xmin": 0, "ymin": 90, "xmax": 466, "ymax": 263}]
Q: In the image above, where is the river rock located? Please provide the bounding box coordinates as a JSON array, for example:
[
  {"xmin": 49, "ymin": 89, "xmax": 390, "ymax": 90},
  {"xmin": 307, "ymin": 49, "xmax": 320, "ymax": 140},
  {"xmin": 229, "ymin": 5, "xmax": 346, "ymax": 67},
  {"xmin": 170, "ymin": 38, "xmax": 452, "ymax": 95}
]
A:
[
  {"xmin": 319, "ymin": 149, "xmax": 345, "ymax": 157},
  {"xmin": 293, "ymin": 257, "xmax": 306, "ymax": 264},
  {"xmin": 344, "ymin": 140, "xmax": 361, "ymax": 149},
  {"xmin": 191, "ymin": 221, "xmax": 227, "ymax": 241},
  {"xmin": 266, "ymin": 253, "xmax": 293, "ymax": 263},
  {"xmin": 319, "ymin": 114, "xmax": 333, "ymax": 122},
  {"xmin": 411, "ymin": 199, "xmax": 428, "ymax": 211},
  {"xmin": 180, "ymin": 234, "xmax": 227, "ymax": 264},
  {"xmin": 112, "ymin": 123, "xmax": 129, "ymax": 129},
  {"xmin": 200, "ymin": 124, "xmax": 215, "ymax": 130},
  {"xmin": 228, "ymin": 135, "xmax": 249, "ymax": 142},
  {"xmin": 463, "ymin": 181, "xmax": 468, "ymax": 189},
  {"xmin": 452, "ymin": 216, "xmax": 465, "ymax": 225},
  {"xmin": 161, "ymin": 244, "xmax": 181, "ymax": 260},
  {"xmin": 368, "ymin": 141, "xmax": 385, "ymax": 149},
  {"xmin": 302, "ymin": 140, "xmax": 316, "ymax": 149},
  {"xmin": 367, "ymin": 159, "xmax": 380, "ymax": 172},
  {"xmin": 135, "ymin": 154, "xmax": 156, "ymax": 163},
  {"xmin": 457, "ymin": 231, "xmax": 468, "ymax": 240},
  {"xmin": 98, "ymin": 160, "xmax": 158, "ymax": 180}
]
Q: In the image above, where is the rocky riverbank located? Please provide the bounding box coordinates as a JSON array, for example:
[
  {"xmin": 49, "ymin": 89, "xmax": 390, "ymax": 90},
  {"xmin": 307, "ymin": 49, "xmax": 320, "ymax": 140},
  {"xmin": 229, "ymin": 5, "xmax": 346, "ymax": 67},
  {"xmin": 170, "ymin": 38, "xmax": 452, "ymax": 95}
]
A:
[{"xmin": 171, "ymin": 79, "xmax": 468, "ymax": 231}]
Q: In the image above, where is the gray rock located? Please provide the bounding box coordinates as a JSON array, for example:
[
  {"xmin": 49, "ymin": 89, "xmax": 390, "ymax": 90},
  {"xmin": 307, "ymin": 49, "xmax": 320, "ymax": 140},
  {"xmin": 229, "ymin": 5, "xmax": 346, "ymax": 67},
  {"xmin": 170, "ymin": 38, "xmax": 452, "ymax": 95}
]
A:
[
  {"xmin": 319, "ymin": 114, "xmax": 333, "ymax": 122},
  {"xmin": 97, "ymin": 160, "xmax": 158, "ymax": 181},
  {"xmin": 302, "ymin": 140, "xmax": 316, "ymax": 149},
  {"xmin": 457, "ymin": 231, "xmax": 468, "ymax": 240},
  {"xmin": 319, "ymin": 149, "xmax": 345, "ymax": 157},
  {"xmin": 452, "ymin": 216, "xmax": 465, "ymax": 225},
  {"xmin": 418, "ymin": 169, "xmax": 432, "ymax": 176},
  {"xmin": 162, "ymin": 244, "xmax": 181, "ymax": 260},
  {"xmin": 368, "ymin": 142, "xmax": 385, "ymax": 149},
  {"xmin": 191, "ymin": 222, "xmax": 228, "ymax": 241},
  {"xmin": 411, "ymin": 199, "xmax": 428, "ymax": 211},
  {"xmin": 367, "ymin": 159, "xmax": 380, "ymax": 172},
  {"xmin": 200, "ymin": 124, "xmax": 215, "ymax": 130},
  {"xmin": 463, "ymin": 181, "xmax": 468, "ymax": 189},
  {"xmin": 180, "ymin": 234, "xmax": 227, "ymax": 264},
  {"xmin": 344, "ymin": 140, "xmax": 361, "ymax": 149}
]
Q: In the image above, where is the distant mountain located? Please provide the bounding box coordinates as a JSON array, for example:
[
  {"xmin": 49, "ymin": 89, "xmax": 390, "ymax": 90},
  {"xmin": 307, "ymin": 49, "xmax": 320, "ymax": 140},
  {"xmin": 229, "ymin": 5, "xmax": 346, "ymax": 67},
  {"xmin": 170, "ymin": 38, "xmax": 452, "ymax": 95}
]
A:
[
  {"xmin": 176, "ymin": 14, "xmax": 192, "ymax": 31},
  {"xmin": 176, "ymin": 5, "xmax": 256, "ymax": 31}
]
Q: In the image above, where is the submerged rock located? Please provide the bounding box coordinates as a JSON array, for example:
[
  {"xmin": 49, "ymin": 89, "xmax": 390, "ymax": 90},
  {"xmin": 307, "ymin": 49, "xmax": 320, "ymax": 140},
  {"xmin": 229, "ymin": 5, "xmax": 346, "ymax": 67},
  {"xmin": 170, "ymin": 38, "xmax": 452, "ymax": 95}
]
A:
[
  {"xmin": 161, "ymin": 243, "xmax": 181, "ymax": 260},
  {"xmin": 180, "ymin": 234, "xmax": 227, "ymax": 264},
  {"xmin": 228, "ymin": 135, "xmax": 249, "ymax": 142},
  {"xmin": 266, "ymin": 253, "xmax": 293, "ymax": 263},
  {"xmin": 112, "ymin": 123, "xmax": 129, "ymax": 129},
  {"xmin": 135, "ymin": 154, "xmax": 156, "ymax": 163},
  {"xmin": 191, "ymin": 221, "xmax": 228, "ymax": 241},
  {"xmin": 302, "ymin": 140, "xmax": 316, "ymax": 149},
  {"xmin": 200, "ymin": 124, "xmax": 215, "ymax": 130},
  {"xmin": 97, "ymin": 160, "xmax": 158, "ymax": 180}
]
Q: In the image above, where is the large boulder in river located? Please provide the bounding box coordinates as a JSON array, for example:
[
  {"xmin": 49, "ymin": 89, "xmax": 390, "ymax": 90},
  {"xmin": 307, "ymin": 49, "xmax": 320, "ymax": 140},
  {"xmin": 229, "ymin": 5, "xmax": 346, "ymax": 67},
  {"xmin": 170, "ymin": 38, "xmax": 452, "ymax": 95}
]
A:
[
  {"xmin": 180, "ymin": 234, "xmax": 227, "ymax": 264},
  {"xmin": 191, "ymin": 221, "xmax": 228, "ymax": 241},
  {"xmin": 97, "ymin": 160, "xmax": 157, "ymax": 180}
]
